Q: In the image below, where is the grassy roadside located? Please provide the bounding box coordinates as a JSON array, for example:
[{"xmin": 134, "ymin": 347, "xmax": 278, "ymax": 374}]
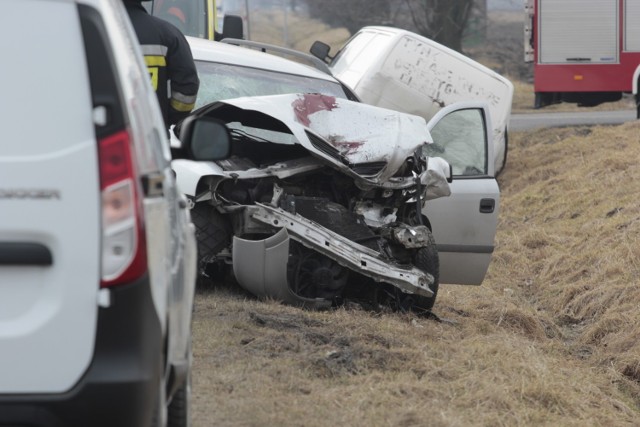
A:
[
  {"xmin": 189, "ymin": 10, "xmax": 640, "ymax": 425},
  {"xmin": 191, "ymin": 121, "xmax": 640, "ymax": 426},
  {"xmin": 509, "ymin": 79, "xmax": 636, "ymax": 113}
]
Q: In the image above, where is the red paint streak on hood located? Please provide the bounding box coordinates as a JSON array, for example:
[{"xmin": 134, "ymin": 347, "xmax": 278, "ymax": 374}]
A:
[
  {"xmin": 292, "ymin": 94, "xmax": 338, "ymax": 126},
  {"xmin": 336, "ymin": 141, "xmax": 364, "ymax": 155},
  {"xmin": 327, "ymin": 135, "xmax": 365, "ymax": 156}
]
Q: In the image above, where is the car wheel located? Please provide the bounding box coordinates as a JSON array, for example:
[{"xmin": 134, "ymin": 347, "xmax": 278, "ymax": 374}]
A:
[
  {"xmin": 387, "ymin": 226, "xmax": 439, "ymax": 312},
  {"xmin": 286, "ymin": 199, "xmax": 376, "ymax": 302},
  {"xmin": 384, "ymin": 209, "xmax": 438, "ymax": 311},
  {"xmin": 410, "ymin": 236, "xmax": 440, "ymax": 311},
  {"xmin": 190, "ymin": 203, "xmax": 232, "ymax": 277}
]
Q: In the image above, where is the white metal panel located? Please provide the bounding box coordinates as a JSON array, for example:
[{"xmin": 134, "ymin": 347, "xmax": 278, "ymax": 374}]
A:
[
  {"xmin": 423, "ymin": 103, "xmax": 499, "ymax": 286},
  {"xmin": 625, "ymin": 0, "xmax": 640, "ymax": 51},
  {"xmin": 329, "ymin": 30, "xmax": 395, "ymax": 90},
  {"xmin": 539, "ymin": 0, "xmax": 619, "ymax": 64},
  {"xmin": 187, "ymin": 36, "xmax": 338, "ymax": 83},
  {"xmin": 0, "ymin": 0, "xmax": 99, "ymax": 393},
  {"xmin": 425, "ymin": 179, "xmax": 500, "ymax": 285},
  {"xmin": 220, "ymin": 94, "xmax": 434, "ymax": 184}
]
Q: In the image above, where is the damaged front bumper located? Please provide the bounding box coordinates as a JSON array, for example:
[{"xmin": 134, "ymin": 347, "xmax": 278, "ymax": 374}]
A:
[{"xmin": 231, "ymin": 203, "xmax": 435, "ymax": 306}]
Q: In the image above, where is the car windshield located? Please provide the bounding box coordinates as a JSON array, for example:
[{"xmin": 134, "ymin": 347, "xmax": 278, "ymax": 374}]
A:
[{"xmin": 194, "ymin": 60, "xmax": 349, "ymax": 109}]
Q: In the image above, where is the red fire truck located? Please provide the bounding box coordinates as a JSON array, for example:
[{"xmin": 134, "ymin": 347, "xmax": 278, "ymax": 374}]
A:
[{"xmin": 525, "ymin": 0, "xmax": 640, "ymax": 117}]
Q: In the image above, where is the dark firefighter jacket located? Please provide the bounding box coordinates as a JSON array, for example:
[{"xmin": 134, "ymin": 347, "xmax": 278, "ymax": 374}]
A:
[{"xmin": 124, "ymin": 2, "xmax": 199, "ymax": 128}]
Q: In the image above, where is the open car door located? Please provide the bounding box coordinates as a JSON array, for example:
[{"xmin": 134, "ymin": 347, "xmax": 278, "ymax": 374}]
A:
[{"xmin": 422, "ymin": 102, "xmax": 500, "ymax": 285}]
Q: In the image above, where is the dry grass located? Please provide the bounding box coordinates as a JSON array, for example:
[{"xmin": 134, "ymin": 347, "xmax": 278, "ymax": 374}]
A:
[
  {"xmin": 510, "ymin": 80, "xmax": 636, "ymax": 113},
  {"xmin": 188, "ymin": 9, "xmax": 640, "ymax": 427},
  {"xmin": 191, "ymin": 121, "xmax": 640, "ymax": 426}
]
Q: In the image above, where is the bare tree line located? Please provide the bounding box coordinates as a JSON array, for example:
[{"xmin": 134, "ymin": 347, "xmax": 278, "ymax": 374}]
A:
[{"xmin": 301, "ymin": 0, "xmax": 485, "ymax": 53}]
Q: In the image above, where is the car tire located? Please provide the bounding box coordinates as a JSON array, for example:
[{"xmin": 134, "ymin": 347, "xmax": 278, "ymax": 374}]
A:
[
  {"xmin": 390, "ymin": 209, "xmax": 439, "ymax": 311},
  {"xmin": 190, "ymin": 203, "xmax": 232, "ymax": 277},
  {"xmin": 411, "ymin": 235, "xmax": 440, "ymax": 311}
]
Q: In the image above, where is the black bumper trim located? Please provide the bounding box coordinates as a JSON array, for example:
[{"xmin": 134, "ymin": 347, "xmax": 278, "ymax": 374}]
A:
[{"xmin": 0, "ymin": 274, "xmax": 163, "ymax": 427}]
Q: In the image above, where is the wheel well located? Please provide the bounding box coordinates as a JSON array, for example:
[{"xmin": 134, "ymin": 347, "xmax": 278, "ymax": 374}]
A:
[
  {"xmin": 195, "ymin": 178, "xmax": 209, "ymax": 198},
  {"xmin": 422, "ymin": 214, "xmax": 432, "ymax": 231},
  {"xmin": 496, "ymin": 127, "xmax": 508, "ymax": 177}
]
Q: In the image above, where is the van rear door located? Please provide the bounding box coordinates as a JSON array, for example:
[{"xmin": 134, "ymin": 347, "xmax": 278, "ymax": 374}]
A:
[{"xmin": 0, "ymin": 0, "xmax": 101, "ymax": 393}]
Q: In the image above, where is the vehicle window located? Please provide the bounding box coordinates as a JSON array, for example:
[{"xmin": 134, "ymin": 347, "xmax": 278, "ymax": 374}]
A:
[
  {"xmin": 423, "ymin": 109, "xmax": 487, "ymax": 176},
  {"xmin": 143, "ymin": 0, "xmax": 207, "ymax": 39},
  {"xmin": 194, "ymin": 61, "xmax": 349, "ymax": 108},
  {"xmin": 331, "ymin": 31, "xmax": 392, "ymax": 76}
]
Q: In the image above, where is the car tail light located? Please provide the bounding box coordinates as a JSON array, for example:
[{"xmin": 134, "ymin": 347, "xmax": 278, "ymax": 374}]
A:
[{"xmin": 99, "ymin": 129, "xmax": 147, "ymax": 287}]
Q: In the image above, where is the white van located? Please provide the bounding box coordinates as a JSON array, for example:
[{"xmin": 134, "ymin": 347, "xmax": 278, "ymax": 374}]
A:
[
  {"xmin": 318, "ymin": 26, "xmax": 514, "ymax": 175},
  {"xmin": 0, "ymin": 0, "xmax": 197, "ymax": 425}
]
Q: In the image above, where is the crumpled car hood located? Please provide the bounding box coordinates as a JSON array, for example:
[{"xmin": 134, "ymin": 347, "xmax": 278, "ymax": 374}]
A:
[{"xmin": 211, "ymin": 93, "xmax": 435, "ymax": 182}]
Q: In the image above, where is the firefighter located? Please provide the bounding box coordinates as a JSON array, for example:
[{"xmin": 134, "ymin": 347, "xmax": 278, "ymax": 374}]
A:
[{"xmin": 124, "ymin": 0, "xmax": 199, "ymax": 129}]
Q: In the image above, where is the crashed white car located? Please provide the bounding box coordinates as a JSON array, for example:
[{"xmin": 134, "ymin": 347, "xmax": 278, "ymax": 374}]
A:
[
  {"xmin": 173, "ymin": 37, "xmax": 500, "ymax": 309},
  {"xmin": 173, "ymin": 91, "xmax": 496, "ymax": 310}
]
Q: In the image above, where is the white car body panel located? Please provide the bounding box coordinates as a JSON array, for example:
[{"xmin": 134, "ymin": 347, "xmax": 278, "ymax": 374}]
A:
[
  {"xmin": 0, "ymin": 0, "xmax": 99, "ymax": 393},
  {"xmin": 221, "ymin": 94, "xmax": 434, "ymax": 178},
  {"xmin": 425, "ymin": 179, "xmax": 500, "ymax": 285},
  {"xmin": 181, "ymin": 94, "xmax": 452, "ymax": 198},
  {"xmin": 330, "ymin": 26, "xmax": 514, "ymax": 174},
  {"xmin": 186, "ymin": 36, "xmax": 339, "ymax": 84},
  {"xmin": 0, "ymin": 0, "xmax": 196, "ymax": 399},
  {"xmin": 423, "ymin": 102, "xmax": 500, "ymax": 285},
  {"xmin": 172, "ymin": 158, "xmax": 226, "ymax": 197}
]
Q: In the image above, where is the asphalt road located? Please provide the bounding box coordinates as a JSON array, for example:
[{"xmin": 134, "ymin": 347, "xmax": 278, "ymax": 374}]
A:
[{"xmin": 510, "ymin": 109, "xmax": 637, "ymax": 131}]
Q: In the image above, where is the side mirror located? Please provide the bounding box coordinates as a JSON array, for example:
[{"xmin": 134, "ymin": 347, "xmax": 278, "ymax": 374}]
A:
[
  {"xmin": 179, "ymin": 116, "xmax": 231, "ymax": 161},
  {"xmin": 310, "ymin": 41, "xmax": 332, "ymax": 63},
  {"xmin": 221, "ymin": 15, "xmax": 244, "ymax": 40}
]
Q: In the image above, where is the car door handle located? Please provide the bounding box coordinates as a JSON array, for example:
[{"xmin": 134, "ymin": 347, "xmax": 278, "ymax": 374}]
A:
[
  {"xmin": 0, "ymin": 242, "xmax": 52, "ymax": 266},
  {"xmin": 479, "ymin": 198, "xmax": 495, "ymax": 214}
]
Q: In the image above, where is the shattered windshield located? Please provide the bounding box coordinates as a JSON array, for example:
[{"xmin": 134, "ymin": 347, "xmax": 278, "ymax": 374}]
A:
[{"xmin": 194, "ymin": 61, "xmax": 349, "ymax": 108}]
